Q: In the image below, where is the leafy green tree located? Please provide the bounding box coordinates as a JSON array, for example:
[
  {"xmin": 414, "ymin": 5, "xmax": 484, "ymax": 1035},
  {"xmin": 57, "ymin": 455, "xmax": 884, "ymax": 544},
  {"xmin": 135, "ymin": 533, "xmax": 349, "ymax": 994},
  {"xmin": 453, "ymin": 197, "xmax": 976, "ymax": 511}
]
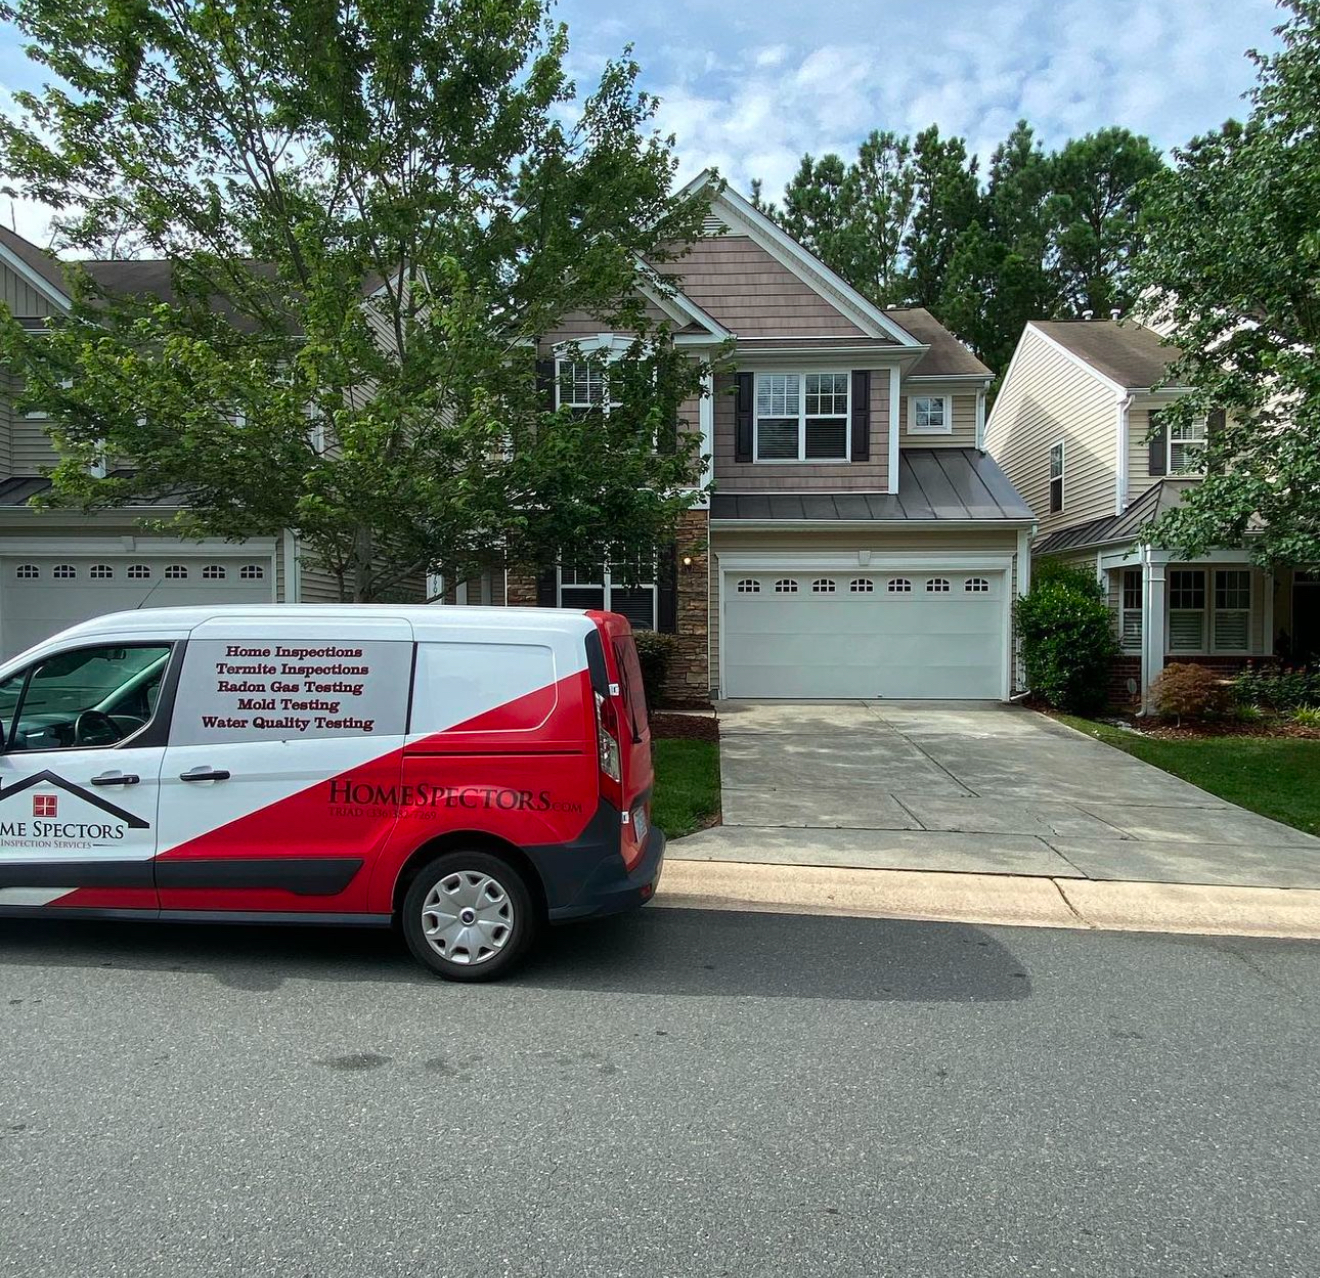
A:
[
  {"xmin": 1046, "ymin": 127, "xmax": 1163, "ymax": 317},
  {"xmin": 779, "ymin": 153, "xmax": 852, "ymax": 272},
  {"xmin": 0, "ymin": 0, "xmax": 714, "ymax": 601},
  {"xmin": 842, "ymin": 130, "xmax": 915, "ymax": 307},
  {"xmin": 1132, "ymin": 0, "xmax": 1320, "ymax": 568}
]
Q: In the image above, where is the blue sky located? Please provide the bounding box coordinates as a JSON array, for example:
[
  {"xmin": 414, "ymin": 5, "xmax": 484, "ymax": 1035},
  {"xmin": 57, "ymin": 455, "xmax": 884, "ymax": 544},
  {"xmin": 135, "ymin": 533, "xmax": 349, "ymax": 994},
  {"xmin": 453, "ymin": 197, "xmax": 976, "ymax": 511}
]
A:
[{"xmin": 0, "ymin": 0, "xmax": 1285, "ymax": 244}]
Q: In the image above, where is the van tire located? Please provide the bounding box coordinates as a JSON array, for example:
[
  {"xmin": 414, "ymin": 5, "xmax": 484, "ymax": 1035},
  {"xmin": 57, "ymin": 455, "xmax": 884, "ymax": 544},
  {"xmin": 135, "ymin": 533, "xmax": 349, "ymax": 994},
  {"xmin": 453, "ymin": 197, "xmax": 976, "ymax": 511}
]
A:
[{"xmin": 400, "ymin": 851, "xmax": 537, "ymax": 982}]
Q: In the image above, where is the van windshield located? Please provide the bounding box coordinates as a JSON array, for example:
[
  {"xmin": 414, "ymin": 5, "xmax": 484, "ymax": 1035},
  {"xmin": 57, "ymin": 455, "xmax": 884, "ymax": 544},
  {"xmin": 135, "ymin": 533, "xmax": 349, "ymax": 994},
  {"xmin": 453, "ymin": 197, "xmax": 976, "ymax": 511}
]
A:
[{"xmin": 612, "ymin": 637, "xmax": 650, "ymax": 742}]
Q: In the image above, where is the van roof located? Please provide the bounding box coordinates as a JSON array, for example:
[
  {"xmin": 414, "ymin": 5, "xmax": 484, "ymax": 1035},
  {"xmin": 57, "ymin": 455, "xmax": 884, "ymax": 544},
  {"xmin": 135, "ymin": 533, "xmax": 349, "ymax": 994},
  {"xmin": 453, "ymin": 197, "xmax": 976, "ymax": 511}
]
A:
[{"xmin": 33, "ymin": 604, "xmax": 603, "ymax": 649}]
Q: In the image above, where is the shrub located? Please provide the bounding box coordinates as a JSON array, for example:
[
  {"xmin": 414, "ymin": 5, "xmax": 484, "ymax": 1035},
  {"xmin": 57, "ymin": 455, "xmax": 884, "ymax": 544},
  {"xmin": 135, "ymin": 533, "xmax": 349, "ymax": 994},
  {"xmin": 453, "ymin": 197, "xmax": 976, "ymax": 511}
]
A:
[
  {"xmin": 1016, "ymin": 570, "xmax": 1117, "ymax": 714},
  {"xmin": 1231, "ymin": 663, "xmax": 1320, "ymax": 711},
  {"xmin": 1151, "ymin": 663, "xmax": 1232, "ymax": 722},
  {"xmin": 1234, "ymin": 703, "xmax": 1265, "ymax": 724},
  {"xmin": 632, "ymin": 630, "xmax": 677, "ymax": 709},
  {"xmin": 1294, "ymin": 706, "xmax": 1320, "ymax": 728}
]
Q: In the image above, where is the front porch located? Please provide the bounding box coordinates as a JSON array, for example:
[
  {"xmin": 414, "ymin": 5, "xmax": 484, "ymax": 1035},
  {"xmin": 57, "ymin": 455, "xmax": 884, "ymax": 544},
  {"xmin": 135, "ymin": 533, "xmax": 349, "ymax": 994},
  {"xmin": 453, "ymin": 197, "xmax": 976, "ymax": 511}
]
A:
[{"xmin": 1098, "ymin": 546, "xmax": 1319, "ymax": 710}]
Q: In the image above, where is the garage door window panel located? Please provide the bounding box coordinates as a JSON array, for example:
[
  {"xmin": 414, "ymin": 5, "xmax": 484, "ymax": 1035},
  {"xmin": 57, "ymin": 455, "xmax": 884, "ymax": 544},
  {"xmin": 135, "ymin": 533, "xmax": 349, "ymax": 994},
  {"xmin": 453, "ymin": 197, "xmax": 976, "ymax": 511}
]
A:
[
  {"xmin": 888, "ymin": 578, "xmax": 912, "ymax": 594},
  {"xmin": 754, "ymin": 372, "xmax": 849, "ymax": 462}
]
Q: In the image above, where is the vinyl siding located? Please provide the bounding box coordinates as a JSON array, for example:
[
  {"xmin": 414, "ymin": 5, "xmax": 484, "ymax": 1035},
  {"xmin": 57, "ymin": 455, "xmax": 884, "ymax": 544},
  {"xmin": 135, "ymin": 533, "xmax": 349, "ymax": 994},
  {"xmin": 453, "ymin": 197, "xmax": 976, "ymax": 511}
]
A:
[
  {"xmin": 1125, "ymin": 405, "xmax": 1209, "ymax": 503},
  {"xmin": 10, "ymin": 414, "xmax": 58, "ymax": 472},
  {"xmin": 299, "ymin": 560, "xmax": 343, "ymax": 603},
  {"xmin": 901, "ymin": 393, "xmax": 978, "ymax": 448},
  {"xmin": 0, "ymin": 378, "xmax": 11, "ymax": 476},
  {"xmin": 712, "ymin": 370, "xmax": 890, "ymax": 491},
  {"xmin": 667, "ymin": 237, "xmax": 867, "ymax": 337},
  {"xmin": 984, "ymin": 327, "xmax": 1117, "ymax": 535},
  {"xmin": 707, "ymin": 526, "xmax": 1020, "ymax": 694},
  {"xmin": 0, "ymin": 260, "xmax": 58, "ymax": 317}
]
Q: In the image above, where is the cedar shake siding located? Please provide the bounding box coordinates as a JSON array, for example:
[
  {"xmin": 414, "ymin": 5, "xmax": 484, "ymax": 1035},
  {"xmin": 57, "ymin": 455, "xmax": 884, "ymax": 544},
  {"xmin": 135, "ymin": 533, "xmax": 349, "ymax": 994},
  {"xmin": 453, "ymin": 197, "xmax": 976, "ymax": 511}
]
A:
[
  {"xmin": 665, "ymin": 237, "xmax": 869, "ymax": 338},
  {"xmin": 712, "ymin": 370, "xmax": 890, "ymax": 492},
  {"xmin": 538, "ymin": 300, "xmax": 673, "ymax": 352}
]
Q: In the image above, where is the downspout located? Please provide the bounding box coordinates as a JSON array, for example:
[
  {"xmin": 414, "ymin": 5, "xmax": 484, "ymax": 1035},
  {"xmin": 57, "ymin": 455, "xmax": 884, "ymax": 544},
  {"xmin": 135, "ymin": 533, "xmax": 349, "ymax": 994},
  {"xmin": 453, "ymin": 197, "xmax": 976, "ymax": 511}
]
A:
[{"xmin": 1115, "ymin": 392, "xmax": 1134, "ymax": 515}]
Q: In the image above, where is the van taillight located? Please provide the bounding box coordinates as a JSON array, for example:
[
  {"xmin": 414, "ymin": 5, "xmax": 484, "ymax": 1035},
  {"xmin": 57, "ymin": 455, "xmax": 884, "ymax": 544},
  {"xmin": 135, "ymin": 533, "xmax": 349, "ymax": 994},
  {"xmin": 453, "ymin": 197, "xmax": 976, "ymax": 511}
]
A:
[{"xmin": 594, "ymin": 690, "xmax": 622, "ymax": 784}]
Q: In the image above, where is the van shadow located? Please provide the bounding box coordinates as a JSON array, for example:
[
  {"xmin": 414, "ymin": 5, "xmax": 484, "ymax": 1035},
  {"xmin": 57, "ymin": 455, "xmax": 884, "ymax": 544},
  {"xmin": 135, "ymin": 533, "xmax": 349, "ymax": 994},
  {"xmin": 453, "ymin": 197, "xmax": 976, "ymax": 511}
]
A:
[{"xmin": 0, "ymin": 907, "xmax": 1031, "ymax": 1003}]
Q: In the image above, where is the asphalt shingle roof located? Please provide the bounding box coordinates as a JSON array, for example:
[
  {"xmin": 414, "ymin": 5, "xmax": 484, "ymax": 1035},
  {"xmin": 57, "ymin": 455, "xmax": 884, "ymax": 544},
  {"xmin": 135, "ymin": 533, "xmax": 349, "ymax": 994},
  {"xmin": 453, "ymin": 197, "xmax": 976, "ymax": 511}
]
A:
[{"xmin": 1032, "ymin": 320, "xmax": 1183, "ymax": 390}]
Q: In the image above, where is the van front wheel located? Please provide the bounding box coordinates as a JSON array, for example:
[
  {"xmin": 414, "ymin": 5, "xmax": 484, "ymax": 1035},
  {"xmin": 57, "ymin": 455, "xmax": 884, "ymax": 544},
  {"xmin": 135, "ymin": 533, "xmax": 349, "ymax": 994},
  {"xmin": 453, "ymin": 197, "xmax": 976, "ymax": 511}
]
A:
[{"xmin": 401, "ymin": 852, "xmax": 536, "ymax": 981}]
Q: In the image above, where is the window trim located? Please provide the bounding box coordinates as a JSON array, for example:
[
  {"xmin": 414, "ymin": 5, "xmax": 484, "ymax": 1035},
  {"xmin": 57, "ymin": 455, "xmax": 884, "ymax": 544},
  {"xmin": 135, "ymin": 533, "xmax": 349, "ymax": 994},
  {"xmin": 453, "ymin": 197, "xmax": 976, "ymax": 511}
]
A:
[
  {"xmin": 557, "ymin": 562, "xmax": 658, "ymax": 630},
  {"xmin": 1211, "ymin": 568, "xmax": 1252, "ymax": 655},
  {"xmin": 1119, "ymin": 567, "xmax": 1143, "ymax": 653},
  {"xmin": 1168, "ymin": 417, "xmax": 1208, "ymax": 476},
  {"xmin": 554, "ymin": 355, "xmax": 616, "ymax": 415},
  {"xmin": 1163, "ymin": 567, "xmax": 1255, "ymax": 655},
  {"xmin": 1167, "ymin": 568, "xmax": 1208, "ymax": 654},
  {"xmin": 907, "ymin": 394, "xmax": 952, "ymax": 436},
  {"xmin": 753, "ymin": 370, "xmax": 851, "ymax": 464},
  {"xmin": 1049, "ymin": 440, "xmax": 1065, "ymax": 514}
]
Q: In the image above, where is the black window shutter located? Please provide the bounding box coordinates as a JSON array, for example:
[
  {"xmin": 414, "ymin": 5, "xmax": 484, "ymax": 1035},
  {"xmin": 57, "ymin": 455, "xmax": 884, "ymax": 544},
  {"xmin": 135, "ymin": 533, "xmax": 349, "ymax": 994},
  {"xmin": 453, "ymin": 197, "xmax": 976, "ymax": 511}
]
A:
[
  {"xmin": 536, "ymin": 358, "xmax": 556, "ymax": 412},
  {"xmin": 1206, "ymin": 407, "xmax": 1225, "ymax": 444},
  {"xmin": 850, "ymin": 370, "xmax": 871, "ymax": 462},
  {"xmin": 657, "ymin": 545, "xmax": 678, "ymax": 634},
  {"xmin": 660, "ymin": 396, "xmax": 679, "ymax": 454},
  {"xmin": 1148, "ymin": 410, "xmax": 1168, "ymax": 476},
  {"xmin": 735, "ymin": 372, "xmax": 754, "ymax": 463},
  {"xmin": 536, "ymin": 566, "xmax": 557, "ymax": 607}
]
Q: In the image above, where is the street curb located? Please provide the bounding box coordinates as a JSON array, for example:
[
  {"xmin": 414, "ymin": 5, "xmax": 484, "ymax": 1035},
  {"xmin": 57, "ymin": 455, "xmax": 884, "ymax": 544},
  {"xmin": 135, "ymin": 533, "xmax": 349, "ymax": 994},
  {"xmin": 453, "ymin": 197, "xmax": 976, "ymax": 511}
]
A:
[{"xmin": 655, "ymin": 858, "xmax": 1320, "ymax": 940}]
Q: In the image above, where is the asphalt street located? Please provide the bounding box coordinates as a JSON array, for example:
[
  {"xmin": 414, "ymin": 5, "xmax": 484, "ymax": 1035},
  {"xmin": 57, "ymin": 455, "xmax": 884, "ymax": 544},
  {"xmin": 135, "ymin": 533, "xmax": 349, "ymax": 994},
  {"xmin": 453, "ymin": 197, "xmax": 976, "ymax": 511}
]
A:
[{"xmin": 1, "ymin": 907, "xmax": 1317, "ymax": 1277}]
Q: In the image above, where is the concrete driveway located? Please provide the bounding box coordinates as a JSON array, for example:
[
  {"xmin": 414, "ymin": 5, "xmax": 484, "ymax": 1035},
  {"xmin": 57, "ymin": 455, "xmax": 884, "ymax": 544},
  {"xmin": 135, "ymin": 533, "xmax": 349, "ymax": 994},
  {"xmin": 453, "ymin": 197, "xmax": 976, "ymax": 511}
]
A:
[{"xmin": 673, "ymin": 701, "xmax": 1320, "ymax": 889}]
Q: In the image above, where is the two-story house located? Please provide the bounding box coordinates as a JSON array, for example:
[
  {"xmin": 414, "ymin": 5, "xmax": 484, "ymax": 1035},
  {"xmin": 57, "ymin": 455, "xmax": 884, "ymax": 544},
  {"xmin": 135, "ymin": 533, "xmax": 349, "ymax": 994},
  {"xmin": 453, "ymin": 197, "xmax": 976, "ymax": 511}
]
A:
[
  {"xmin": 495, "ymin": 173, "xmax": 1036, "ymax": 702},
  {"xmin": 0, "ymin": 225, "xmax": 354, "ymax": 659},
  {"xmin": 985, "ymin": 317, "xmax": 1318, "ymax": 709}
]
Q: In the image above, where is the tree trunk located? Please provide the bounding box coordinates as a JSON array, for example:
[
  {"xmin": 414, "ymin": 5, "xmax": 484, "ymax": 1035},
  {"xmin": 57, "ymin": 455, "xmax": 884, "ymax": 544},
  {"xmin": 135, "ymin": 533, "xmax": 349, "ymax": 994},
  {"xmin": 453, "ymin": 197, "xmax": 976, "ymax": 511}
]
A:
[{"xmin": 352, "ymin": 525, "xmax": 374, "ymax": 603}]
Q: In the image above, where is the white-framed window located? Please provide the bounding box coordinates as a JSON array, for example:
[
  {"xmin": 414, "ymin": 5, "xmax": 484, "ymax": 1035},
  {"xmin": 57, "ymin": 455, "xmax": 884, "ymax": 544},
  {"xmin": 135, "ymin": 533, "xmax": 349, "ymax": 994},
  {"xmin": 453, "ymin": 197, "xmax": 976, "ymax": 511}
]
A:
[
  {"xmin": 1213, "ymin": 569, "xmax": 1251, "ymax": 652},
  {"xmin": 1168, "ymin": 569, "xmax": 1206, "ymax": 652},
  {"xmin": 240, "ymin": 564, "xmax": 265, "ymax": 580},
  {"xmin": 887, "ymin": 577, "xmax": 912, "ymax": 594},
  {"xmin": 811, "ymin": 578, "xmax": 836, "ymax": 594},
  {"xmin": 773, "ymin": 578, "xmax": 799, "ymax": 594},
  {"xmin": 555, "ymin": 357, "xmax": 610, "ymax": 414},
  {"xmin": 849, "ymin": 578, "xmax": 874, "ymax": 593},
  {"xmin": 1169, "ymin": 419, "xmax": 1208, "ymax": 475},
  {"xmin": 15, "ymin": 564, "xmax": 39, "ymax": 580},
  {"xmin": 925, "ymin": 577, "xmax": 950, "ymax": 593},
  {"xmin": 52, "ymin": 564, "xmax": 76, "ymax": 579},
  {"xmin": 964, "ymin": 577, "xmax": 990, "ymax": 594},
  {"xmin": 127, "ymin": 564, "xmax": 151, "ymax": 580},
  {"xmin": 202, "ymin": 564, "xmax": 226, "ymax": 580},
  {"xmin": 559, "ymin": 559, "xmax": 657, "ymax": 630},
  {"xmin": 754, "ymin": 371, "xmax": 849, "ymax": 462},
  {"xmin": 164, "ymin": 564, "xmax": 188, "ymax": 580},
  {"xmin": 907, "ymin": 395, "xmax": 950, "ymax": 435},
  {"xmin": 736, "ymin": 578, "xmax": 760, "ymax": 594},
  {"xmin": 1120, "ymin": 568, "xmax": 1143, "ymax": 652},
  {"xmin": 1049, "ymin": 441, "xmax": 1065, "ymax": 514}
]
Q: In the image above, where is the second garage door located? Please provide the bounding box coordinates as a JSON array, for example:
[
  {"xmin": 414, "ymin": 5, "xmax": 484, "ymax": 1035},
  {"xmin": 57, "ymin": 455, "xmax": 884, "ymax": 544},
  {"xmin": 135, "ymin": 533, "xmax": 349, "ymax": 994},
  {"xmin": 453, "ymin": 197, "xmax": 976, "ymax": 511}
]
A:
[{"xmin": 722, "ymin": 569, "xmax": 1007, "ymax": 699}]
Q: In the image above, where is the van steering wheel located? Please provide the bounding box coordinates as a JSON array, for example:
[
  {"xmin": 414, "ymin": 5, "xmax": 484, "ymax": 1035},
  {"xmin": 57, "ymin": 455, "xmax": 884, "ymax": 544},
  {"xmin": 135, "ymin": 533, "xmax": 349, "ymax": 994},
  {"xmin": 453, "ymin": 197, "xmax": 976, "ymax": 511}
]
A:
[{"xmin": 74, "ymin": 709, "xmax": 125, "ymax": 747}]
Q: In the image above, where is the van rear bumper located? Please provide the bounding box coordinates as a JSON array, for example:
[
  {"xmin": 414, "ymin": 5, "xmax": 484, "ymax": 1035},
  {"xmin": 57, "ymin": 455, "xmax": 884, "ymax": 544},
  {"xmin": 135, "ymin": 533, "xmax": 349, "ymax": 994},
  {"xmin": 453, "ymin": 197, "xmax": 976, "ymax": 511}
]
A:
[{"xmin": 545, "ymin": 826, "xmax": 666, "ymax": 924}]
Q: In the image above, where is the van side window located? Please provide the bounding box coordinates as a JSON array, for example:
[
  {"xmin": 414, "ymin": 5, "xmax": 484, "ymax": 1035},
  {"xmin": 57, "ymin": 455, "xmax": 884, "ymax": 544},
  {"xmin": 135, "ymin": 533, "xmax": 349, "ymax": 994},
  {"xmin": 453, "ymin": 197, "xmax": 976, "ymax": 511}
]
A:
[
  {"xmin": 612, "ymin": 638, "xmax": 649, "ymax": 742},
  {"xmin": 3, "ymin": 645, "xmax": 173, "ymax": 752},
  {"xmin": 410, "ymin": 642, "xmax": 558, "ymax": 735}
]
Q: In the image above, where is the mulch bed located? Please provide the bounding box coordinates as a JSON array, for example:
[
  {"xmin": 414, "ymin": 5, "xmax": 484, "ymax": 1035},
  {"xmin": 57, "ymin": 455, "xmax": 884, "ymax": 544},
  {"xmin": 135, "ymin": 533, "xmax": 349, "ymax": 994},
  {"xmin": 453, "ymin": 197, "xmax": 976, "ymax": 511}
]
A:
[
  {"xmin": 1099, "ymin": 712, "xmax": 1320, "ymax": 742},
  {"xmin": 650, "ymin": 711, "xmax": 719, "ymax": 742}
]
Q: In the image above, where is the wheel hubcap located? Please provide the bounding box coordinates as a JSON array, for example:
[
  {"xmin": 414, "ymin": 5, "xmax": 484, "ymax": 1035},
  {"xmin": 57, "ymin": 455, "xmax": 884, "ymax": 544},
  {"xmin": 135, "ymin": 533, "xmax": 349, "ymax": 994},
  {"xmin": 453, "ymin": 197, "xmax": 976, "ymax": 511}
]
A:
[{"xmin": 421, "ymin": 870, "xmax": 515, "ymax": 966}]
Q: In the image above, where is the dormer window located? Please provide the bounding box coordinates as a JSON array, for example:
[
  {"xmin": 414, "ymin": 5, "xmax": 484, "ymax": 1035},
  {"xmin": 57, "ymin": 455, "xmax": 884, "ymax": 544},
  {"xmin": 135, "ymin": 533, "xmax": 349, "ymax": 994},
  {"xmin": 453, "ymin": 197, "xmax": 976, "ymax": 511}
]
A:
[{"xmin": 908, "ymin": 395, "xmax": 950, "ymax": 435}]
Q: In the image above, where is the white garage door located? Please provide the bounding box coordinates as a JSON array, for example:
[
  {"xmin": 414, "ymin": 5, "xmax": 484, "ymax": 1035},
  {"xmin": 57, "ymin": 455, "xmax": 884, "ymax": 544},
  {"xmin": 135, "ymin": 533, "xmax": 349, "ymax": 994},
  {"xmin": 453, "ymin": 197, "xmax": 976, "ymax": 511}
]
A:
[
  {"xmin": 1, "ymin": 554, "xmax": 274, "ymax": 659},
  {"xmin": 723, "ymin": 569, "xmax": 1007, "ymax": 699}
]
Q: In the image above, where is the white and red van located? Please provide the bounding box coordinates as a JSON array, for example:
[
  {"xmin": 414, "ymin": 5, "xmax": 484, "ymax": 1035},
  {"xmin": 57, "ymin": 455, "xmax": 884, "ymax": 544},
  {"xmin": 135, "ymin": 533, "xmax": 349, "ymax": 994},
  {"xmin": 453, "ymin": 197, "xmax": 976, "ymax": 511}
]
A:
[{"xmin": 0, "ymin": 605, "xmax": 664, "ymax": 980}]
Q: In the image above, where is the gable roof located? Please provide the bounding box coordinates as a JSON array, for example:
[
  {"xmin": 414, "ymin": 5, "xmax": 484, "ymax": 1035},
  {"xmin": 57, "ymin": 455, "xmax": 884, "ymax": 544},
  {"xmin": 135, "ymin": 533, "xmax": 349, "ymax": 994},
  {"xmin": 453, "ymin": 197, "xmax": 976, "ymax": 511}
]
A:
[
  {"xmin": 886, "ymin": 307, "xmax": 992, "ymax": 378},
  {"xmin": 1031, "ymin": 319, "xmax": 1182, "ymax": 391},
  {"xmin": 680, "ymin": 170, "xmax": 924, "ymax": 349},
  {"xmin": 0, "ymin": 225, "xmax": 72, "ymax": 307}
]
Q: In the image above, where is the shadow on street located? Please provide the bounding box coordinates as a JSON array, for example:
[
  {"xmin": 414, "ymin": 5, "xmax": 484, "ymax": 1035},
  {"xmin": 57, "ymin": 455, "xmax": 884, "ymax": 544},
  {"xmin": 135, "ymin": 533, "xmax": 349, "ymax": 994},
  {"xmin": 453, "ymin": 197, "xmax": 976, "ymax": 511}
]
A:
[{"xmin": 0, "ymin": 905, "xmax": 1032, "ymax": 1002}]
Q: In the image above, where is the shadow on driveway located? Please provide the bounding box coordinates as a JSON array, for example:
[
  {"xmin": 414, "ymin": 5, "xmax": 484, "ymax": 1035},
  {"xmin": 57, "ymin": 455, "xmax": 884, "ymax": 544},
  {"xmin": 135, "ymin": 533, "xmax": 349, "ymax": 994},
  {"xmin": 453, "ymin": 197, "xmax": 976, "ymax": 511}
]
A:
[{"xmin": 0, "ymin": 907, "xmax": 1032, "ymax": 1003}]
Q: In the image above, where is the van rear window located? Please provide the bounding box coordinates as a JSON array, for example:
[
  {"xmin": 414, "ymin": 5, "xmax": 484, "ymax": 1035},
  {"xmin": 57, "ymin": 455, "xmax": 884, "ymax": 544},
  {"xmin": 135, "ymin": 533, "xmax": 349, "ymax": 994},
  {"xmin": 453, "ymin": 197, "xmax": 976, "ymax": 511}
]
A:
[
  {"xmin": 613, "ymin": 638, "xmax": 649, "ymax": 739},
  {"xmin": 410, "ymin": 642, "xmax": 558, "ymax": 734}
]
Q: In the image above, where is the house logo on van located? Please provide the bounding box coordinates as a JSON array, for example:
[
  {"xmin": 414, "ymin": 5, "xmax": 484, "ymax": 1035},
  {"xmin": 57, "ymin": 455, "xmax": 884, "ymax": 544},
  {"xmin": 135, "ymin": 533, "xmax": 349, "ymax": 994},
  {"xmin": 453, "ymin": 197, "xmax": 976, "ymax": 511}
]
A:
[{"xmin": 0, "ymin": 771, "xmax": 148, "ymax": 843}]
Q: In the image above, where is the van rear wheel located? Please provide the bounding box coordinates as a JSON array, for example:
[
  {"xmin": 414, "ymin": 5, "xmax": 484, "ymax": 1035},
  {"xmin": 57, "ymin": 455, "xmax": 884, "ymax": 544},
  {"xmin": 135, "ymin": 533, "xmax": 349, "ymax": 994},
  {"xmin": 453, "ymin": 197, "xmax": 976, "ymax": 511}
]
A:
[{"xmin": 401, "ymin": 851, "xmax": 536, "ymax": 982}]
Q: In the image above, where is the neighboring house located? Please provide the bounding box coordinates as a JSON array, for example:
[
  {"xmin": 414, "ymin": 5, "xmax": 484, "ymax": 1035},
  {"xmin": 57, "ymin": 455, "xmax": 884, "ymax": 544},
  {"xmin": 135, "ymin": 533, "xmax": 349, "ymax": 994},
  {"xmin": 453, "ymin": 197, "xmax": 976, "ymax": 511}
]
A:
[
  {"xmin": 488, "ymin": 173, "xmax": 1035, "ymax": 702},
  {"xmin": 0, "ymin": 225, "xmax": 351, "ymax": 660},
  {"xmin": 985, "ymin": 317, "xmax": 1318, "ymax": 709}
]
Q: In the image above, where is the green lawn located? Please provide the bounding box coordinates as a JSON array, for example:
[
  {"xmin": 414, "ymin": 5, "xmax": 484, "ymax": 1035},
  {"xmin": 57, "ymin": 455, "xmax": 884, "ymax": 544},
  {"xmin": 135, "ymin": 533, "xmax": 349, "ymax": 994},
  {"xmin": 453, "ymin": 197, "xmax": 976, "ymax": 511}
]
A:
[
  {"xmin": 1056, "ymin": 715, "xmax": 1320, "ymax": 837},
  {"xmin": 651, "ymin": 738, "xmax": 721, "ymax": 838}
]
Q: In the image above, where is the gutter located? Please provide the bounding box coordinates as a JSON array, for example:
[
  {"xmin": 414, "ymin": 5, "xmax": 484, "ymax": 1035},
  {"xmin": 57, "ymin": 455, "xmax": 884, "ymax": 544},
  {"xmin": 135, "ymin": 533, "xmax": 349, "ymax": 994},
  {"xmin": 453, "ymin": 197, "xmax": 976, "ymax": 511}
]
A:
[{"xmin": 709, "ymin": 518, "xmax": 1038, "ymax": 532}]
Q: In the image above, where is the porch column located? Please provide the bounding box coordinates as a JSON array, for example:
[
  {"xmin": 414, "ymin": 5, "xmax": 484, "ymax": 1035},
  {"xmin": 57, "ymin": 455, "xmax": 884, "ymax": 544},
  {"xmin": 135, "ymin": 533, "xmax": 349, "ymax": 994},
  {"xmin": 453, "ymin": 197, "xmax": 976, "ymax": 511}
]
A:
[{"xmin": 1141, "ymin": 550, "xmax": 1169, "ymax": 714}]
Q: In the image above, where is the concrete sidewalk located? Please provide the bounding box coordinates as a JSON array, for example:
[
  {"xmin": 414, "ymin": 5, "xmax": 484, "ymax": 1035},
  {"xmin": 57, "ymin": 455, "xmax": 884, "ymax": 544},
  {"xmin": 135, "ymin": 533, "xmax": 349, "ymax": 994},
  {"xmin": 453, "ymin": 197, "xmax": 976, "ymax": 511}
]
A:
[{"xmin": 683, "ymin": 699, "xmax": 1320, "ymax": 890}]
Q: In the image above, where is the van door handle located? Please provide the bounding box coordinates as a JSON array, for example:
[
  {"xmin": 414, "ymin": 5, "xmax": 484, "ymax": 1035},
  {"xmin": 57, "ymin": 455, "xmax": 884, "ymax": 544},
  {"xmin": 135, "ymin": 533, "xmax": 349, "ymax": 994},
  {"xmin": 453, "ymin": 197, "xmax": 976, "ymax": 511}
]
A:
[
  {"xmin": 179, "ymin": 767, "xmax": 231, "ymax": 782},
  {"xmin": 92, "ymin": 772, "xmax": 140, "ymax": 787}
]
